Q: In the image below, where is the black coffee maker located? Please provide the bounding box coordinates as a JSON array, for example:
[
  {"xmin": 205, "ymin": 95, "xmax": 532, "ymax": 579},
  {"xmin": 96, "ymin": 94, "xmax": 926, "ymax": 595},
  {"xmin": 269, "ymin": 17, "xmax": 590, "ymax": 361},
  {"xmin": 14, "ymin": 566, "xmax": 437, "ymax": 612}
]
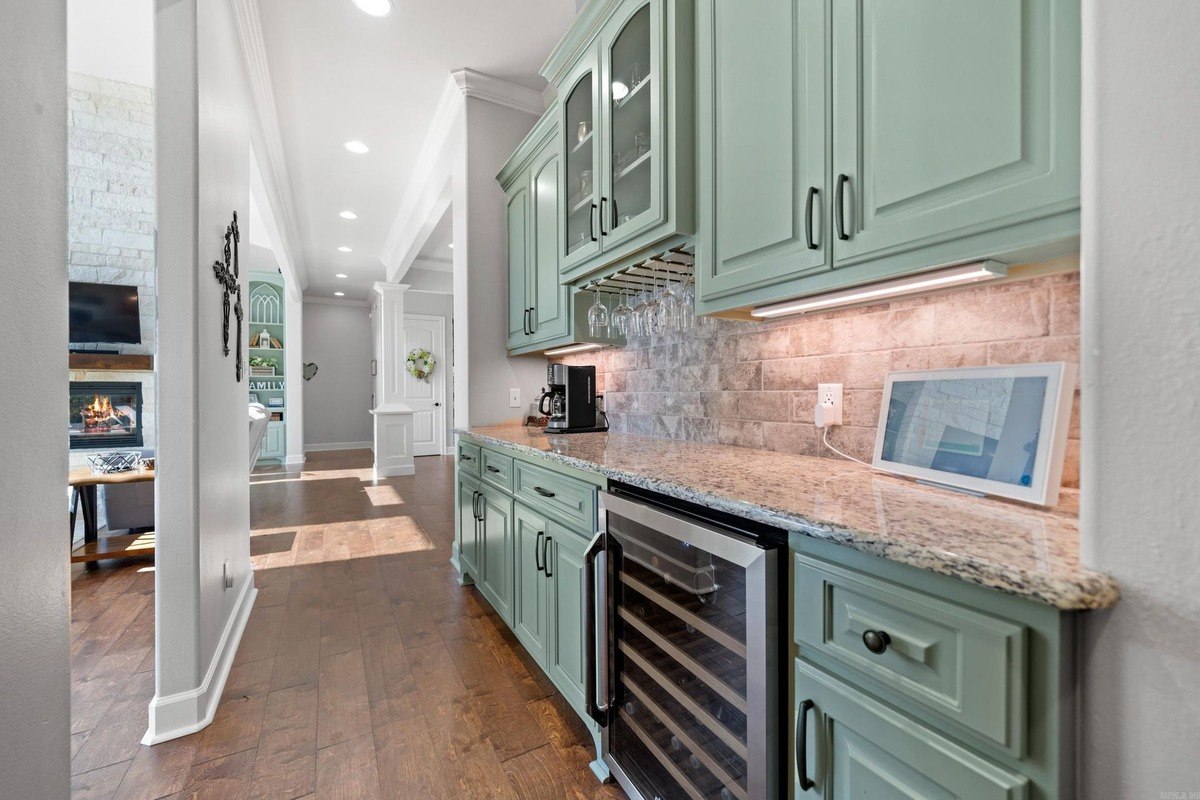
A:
[{"xmin": 539, "ymin": 364, "xmax": 608, "ymax": 433}]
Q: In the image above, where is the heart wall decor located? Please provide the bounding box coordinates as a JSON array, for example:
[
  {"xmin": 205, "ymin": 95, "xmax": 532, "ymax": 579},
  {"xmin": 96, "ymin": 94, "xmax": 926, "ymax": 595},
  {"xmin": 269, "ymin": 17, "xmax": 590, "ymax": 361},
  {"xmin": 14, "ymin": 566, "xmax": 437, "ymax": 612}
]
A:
[{"xmin": 302, "ymin": 363, "xmax": 318, "ymax": 381}]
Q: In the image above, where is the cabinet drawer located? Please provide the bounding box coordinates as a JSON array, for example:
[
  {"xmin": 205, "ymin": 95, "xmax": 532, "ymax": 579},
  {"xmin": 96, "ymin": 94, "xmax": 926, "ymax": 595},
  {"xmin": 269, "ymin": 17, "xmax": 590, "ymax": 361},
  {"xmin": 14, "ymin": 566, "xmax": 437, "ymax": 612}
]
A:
[
  {"xmin": 794, "ymin": 553, "xmax": 1027, "ymax": 756},
  {"xmin": 514, "ymin": 460, "xmax": 596, "ymax": 531},
  {"xmin": 457, "ymin": 440, "xmax": 481, "ymax": 477},
  {"xmin": 794, "ymin": 659, "xmax": 1029, "ymax": 799},
  {"xmin": 480, "ymin": 449, "xmax": 515, "ymax": 493}
]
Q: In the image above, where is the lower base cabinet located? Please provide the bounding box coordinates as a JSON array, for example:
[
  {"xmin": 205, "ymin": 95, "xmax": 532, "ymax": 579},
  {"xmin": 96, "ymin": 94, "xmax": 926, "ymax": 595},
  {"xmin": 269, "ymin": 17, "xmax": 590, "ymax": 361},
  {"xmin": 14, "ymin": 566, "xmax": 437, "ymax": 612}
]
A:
[
  {"xmin": 794, "ymin": 660, "xmax": 1028, "ymax": 799},
  {"xmin": 478, "ymin": 485, "xmax": 513, "ymax": 624},
  {"xmin": 457, "ymin": 474, "xmax": 481, "ymax": 578}
]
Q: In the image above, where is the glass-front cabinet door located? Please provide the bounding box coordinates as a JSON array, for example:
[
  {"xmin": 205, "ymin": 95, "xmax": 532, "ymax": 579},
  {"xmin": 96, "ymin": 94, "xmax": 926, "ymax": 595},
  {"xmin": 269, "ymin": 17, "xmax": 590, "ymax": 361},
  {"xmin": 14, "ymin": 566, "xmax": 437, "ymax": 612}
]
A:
[
  {"xmin": 561, "ymin": 53, "xmax": 603, "ymax": 272},
  {"xmin": 601, "ymin": 0, "xmax": 663, "ymax": 249}
]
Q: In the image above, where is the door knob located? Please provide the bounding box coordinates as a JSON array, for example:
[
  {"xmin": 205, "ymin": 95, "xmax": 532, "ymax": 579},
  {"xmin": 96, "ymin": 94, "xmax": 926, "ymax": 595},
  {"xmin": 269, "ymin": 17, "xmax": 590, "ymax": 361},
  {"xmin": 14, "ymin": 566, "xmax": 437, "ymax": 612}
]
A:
[{"xmin": 434, "ymin": 402, "xmax": 441, "ymax": 407}]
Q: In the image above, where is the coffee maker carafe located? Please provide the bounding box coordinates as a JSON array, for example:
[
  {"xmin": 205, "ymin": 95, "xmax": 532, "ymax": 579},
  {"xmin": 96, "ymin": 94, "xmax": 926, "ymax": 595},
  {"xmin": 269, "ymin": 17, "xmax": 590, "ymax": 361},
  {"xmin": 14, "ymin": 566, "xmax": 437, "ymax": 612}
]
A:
[{"xmin": 539, "ymin": 364, "xmax": 607, "ymax": 433}]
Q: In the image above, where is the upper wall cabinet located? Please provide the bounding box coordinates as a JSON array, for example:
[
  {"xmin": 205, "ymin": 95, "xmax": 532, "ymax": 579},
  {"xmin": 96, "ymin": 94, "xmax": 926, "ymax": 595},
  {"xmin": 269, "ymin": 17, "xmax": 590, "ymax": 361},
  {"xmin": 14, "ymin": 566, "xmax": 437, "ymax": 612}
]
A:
[
  {"xmin": 697, "ymin": 0, "xmax": 1081, "ymax": 316},
  {"xmin": 549, "ymin": 0, "xmax": 695, "ymax": 285}
]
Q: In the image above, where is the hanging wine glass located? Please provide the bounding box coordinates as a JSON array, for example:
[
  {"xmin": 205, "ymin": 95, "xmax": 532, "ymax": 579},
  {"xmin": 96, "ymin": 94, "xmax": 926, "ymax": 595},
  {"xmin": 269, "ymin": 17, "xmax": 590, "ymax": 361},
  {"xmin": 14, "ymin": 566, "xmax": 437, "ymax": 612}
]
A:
[
  {"xmin": 678, "ymin": 272, "xmax": 696, "ymax": 332},
  {"xmin": 611, "ymin": 287, "xmax": 633, "ymax": 336},
  {"xmin": 587, "ymin": 283, "xmax": 609, "ymax": 337},
  {"xmin": 642, "ymin": 264, "xmax": 662, "ymax": 336},
  {"xmin": 658, "ymin": 262, "xmax": 680, "ymax": 333}
]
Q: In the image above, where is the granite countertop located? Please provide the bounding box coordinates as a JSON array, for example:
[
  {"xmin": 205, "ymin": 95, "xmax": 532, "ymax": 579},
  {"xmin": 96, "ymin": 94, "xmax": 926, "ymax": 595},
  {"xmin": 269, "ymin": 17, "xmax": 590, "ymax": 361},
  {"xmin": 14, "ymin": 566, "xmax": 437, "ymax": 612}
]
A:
[{"xmin": 458, "ymin": 425, "xmax": 1119, "ymax": 611}]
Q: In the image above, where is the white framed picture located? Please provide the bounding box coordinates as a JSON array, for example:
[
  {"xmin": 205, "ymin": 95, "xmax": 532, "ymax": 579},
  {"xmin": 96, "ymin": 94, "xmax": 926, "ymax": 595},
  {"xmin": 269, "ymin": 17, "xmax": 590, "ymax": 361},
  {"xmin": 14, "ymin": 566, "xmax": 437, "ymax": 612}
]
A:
[{"xmin": 872, "ymin": 362, "xmax": 1077, "ymax": 507}]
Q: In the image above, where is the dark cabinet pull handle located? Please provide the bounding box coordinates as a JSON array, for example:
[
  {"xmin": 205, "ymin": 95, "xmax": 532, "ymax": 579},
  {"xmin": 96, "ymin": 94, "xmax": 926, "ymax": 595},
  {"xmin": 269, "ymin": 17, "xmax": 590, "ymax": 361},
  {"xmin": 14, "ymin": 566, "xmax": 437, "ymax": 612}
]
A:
[
  {"xmin": 471, "ymin": 491, "xmax": 480, "ymax": 521},
  {"xmin": 862, "ymin": 629, "xmax": 891, "ymax": 655},
  {"xmin": 523, "ymin": 308, "xmax": 531, "ymax": 336},
  {"xmin": 599, "ymin": 198, "xmax": 608, "ymax": 236},
  {"xmin": 460, "ymin": 453, "xmax": 473, "ymax": 461},
  {"xmin": 533, "ymin": 486, "xmax": 556, "ymax": 498},
  {"xmin": 486, "ymin": 465, "xmax": 501, "ymax": 474},
  {"xmin": 543, "ymin": 537, "xmax": 553, "ymax": 577},
  {"xmin": 529, "ymin": 306, "xmax": 537, "ymax": 334},
  {"xmin": 834, "ymin": 173, "xmax": 850, "ymax": 241},
  {"xmin": 535, "ymin": 531, "xmax": 545, "ymax": 572},
  {"xmin": 804, "ymin": 186, "xmax": 819, "ymax": 250},
  {"xmin": 797, "ymin": 698, "xmax": 815, "ymax": 791},
  {"xmin": 589, "ymin": 203, "xmax": 598, "ymax": 242},
  {"xmin": 584, "ymin": 533, "xmax": 609, "ymax": 726}
]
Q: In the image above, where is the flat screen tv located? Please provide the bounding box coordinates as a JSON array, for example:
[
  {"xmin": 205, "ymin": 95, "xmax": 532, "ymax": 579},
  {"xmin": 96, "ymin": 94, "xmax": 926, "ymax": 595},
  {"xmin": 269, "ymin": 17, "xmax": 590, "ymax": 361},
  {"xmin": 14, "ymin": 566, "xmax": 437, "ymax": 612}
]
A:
[{"xmin": 69, "ymin": 282, "xmax": 142, "ymax": 344}]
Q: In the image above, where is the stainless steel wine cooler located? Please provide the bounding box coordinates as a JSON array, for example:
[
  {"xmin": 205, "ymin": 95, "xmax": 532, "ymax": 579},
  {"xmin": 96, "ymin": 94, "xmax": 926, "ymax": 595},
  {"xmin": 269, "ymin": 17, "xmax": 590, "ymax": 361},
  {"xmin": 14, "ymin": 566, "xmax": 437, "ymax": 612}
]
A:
[{"xmin": 586, "ymin": 485, "xmax": 785, "ymax": 800}]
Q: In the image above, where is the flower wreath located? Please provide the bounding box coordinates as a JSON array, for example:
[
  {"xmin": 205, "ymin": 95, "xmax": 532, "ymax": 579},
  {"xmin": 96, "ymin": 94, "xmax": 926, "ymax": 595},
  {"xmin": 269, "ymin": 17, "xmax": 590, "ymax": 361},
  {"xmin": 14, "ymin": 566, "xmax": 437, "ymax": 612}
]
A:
[{"xmin": 406, "ymin": 348, "xmax": 435, "ymax": 380}]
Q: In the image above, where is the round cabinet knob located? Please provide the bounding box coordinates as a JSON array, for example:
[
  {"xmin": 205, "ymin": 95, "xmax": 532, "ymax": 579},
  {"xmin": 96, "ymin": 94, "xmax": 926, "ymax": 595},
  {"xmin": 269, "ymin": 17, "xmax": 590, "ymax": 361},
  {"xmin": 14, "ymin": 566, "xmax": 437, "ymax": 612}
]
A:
[{"xmin": 862, "ymin": 629, "xmax": 891, "ymax": 655}]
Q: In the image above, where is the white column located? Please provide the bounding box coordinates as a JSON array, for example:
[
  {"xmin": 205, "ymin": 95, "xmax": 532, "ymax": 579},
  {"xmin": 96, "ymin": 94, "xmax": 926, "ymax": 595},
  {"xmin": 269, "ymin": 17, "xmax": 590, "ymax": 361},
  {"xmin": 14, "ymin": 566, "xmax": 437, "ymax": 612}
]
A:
[
  {"xmin": 370, "ymin": 282, "xmax": 415, "ymax": 478},
  {"xmin": 283, "ymin": 286, "xmax": 305, "ymax": 467}
]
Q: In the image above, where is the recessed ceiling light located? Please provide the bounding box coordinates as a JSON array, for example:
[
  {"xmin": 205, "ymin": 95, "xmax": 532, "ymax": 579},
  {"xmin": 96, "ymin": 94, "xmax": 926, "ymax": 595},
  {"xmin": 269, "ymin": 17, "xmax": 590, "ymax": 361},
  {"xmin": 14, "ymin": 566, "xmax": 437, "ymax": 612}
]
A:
[
  {"xmin": 339, "ymin": 210, "xmax": 358, "ymax": 220},
  {"xmin": 335, "ymin": 273, "xmax": 348, "ymax": 279},
  {"xmin": 334, "ymin": 291, "xmax": 346, "ymax": 297},
  {"xmin": 337, "ymin": 246, "xmax": 352, "ymax": 252},
  {"xmin": 448, "ymin": 243, "xmax": 454, "ymax": 249},
  {"xmin": 351, "ymin": 0, "xmax": 392, "ymax": 17},
  {"xmin": 344, "ymin": 140, "xmax": 369, "ymax": 154}
]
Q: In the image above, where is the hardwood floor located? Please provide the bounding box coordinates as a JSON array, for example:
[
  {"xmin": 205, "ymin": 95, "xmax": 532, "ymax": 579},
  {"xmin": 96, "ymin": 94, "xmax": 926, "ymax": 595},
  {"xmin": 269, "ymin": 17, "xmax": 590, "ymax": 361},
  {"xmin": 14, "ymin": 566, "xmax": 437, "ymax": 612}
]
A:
[{"xmin": 69, "ymin": 449, "xmax": 627, "ymax": 800}]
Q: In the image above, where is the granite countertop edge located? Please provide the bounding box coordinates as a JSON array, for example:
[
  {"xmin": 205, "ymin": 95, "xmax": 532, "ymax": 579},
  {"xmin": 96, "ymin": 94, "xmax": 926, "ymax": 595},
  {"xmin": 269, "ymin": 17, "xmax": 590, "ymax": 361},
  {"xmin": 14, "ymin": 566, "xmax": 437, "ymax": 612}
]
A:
[{"xmin": 457, "ymin": 428, "xmax": 1120, "ymax": 611}]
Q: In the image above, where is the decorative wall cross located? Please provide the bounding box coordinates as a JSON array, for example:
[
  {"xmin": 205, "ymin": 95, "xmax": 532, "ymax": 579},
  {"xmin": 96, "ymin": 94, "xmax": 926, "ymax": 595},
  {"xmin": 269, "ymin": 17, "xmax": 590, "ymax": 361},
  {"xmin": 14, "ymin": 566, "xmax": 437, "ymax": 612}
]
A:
[{"xmin": 212, "ymin": 211, "xmax": 244, "ymax": 382}]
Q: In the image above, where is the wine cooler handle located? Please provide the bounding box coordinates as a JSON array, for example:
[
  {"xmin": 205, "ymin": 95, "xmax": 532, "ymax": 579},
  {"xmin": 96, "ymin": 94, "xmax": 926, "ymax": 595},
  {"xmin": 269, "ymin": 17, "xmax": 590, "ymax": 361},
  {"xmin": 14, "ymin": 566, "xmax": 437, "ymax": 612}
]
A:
[{"xmin": 584, "ymin": 530, "xmax": 610, "ymax": 727}]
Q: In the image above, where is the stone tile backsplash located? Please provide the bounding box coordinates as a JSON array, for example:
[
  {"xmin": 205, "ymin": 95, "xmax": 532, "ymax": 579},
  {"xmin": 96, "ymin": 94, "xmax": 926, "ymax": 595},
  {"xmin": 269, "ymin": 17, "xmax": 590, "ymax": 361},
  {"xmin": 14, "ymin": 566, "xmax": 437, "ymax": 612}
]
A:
[{"xmin": 556, "ymin": 270, "xmax": 1081, "ymax": 487}]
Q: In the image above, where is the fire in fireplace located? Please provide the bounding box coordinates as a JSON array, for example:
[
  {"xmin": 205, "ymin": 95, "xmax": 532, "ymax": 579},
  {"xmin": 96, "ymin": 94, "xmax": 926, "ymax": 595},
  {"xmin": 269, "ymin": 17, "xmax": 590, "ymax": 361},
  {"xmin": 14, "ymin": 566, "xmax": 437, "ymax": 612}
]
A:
[{"xmin": 69, "ymin": 381, "xmax": 144, "ymax": 450}]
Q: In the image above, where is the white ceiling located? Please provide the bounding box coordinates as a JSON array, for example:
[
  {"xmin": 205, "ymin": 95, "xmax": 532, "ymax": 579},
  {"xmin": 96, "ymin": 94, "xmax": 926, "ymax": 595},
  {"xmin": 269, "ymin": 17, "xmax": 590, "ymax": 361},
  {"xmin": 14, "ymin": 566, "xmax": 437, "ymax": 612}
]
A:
[{"xmin": 257, "ymin": 0, "xmax": 577, "ymax": 301}]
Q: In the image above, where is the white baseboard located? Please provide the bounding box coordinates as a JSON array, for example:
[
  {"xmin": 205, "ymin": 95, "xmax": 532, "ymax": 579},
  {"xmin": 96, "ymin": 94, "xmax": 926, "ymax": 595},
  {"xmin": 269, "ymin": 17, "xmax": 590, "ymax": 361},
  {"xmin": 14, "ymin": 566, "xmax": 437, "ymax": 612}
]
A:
[
  {"xmin": 141, "ymin": 573, "xmax": 257, "ymax": 745},
  {"xmin": 374, "ymin": 464, "xmax": 415, "ymax": 478},
  {"xmin": 283, "ymin": 454, "xmax": 306, "ymax": 467},
  {"xmin": 304, "ymin": 441, "xmax": 372, "ymax": 452}
]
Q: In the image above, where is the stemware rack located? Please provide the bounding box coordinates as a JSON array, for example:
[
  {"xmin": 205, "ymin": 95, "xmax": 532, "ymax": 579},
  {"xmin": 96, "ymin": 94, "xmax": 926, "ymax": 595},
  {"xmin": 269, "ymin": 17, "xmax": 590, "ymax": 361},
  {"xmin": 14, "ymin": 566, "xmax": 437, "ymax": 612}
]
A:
[{"xmin": 581, "ymin": 244, "xmax": 695, "ymax": 295}]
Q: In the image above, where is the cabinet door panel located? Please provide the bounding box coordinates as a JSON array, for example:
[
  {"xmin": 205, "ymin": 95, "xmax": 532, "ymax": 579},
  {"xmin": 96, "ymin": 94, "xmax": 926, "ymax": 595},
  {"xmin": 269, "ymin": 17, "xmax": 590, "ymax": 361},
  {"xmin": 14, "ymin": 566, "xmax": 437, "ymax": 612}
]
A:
[
  {"xmin": 529, "ymin": 150, "xmax": 570, "ymax": 344},
  {"xmin": 479, "ymin": 487, "xmax": 514, "ymax": 624},
  {"xmin": 600, "ymin": 0, "xmax": 665, "ymax": 249},
  {"xmin": 832, "ymin": 0, "xmax": 1080, "ymax": 269},
  {"xmin": 512, "ymin": 503, "xmax": 548, "ymax": 665},
  {"xmin": 456, "ymin": 476, "xmax": 480, "ymax": 579},
  {"xmin": 695, "ymin": 0, "xmax": 830, "ymax": 309},
  {"xmin": 561, "ymin": 52, "xmax": 604, "ymax": 272},
  {"xmin": 795, "ymin": 660, "xmax": 1028, "ymax": 800},
  {"xmin": 546, "ymin": 525, "xmax": 589, "ymax": 711},
  {"xmin": 506, "ymin": 183, "xmax": 530, "ymax": 347}
]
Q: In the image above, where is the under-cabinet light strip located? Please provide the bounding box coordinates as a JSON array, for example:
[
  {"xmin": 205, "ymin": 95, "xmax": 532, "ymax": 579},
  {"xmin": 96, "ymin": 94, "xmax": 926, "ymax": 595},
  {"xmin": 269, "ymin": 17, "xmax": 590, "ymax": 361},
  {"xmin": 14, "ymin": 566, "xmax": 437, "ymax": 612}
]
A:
[
  {"xmin": 750, "ymin": 261, "xmax": 1007, "ymax": 319},
  {"xmin": 544, "ymin": 342, "xmax": 605, "ymax": 357}
]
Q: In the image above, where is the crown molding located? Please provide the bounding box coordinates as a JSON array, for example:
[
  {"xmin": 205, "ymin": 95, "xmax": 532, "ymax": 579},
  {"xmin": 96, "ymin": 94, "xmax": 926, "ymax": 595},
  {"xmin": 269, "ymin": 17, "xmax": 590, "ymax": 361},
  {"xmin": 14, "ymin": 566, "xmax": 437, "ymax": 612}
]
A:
[
  {"xmin": 380, "ymin": 69, "xmax": 544, "ymax": 278},
  {"xmin": 411, "ymin": 255, "xmax": 452, "ymax": 272},
  {"xmin": 303, "ymin": 295, "xmax": 370, "ymax": 308},
  {"xmin": 451, "ymin": 68, "xmax": 546, "ymax": 117},
  {"xmin": 540, "ymin": 0, "xmax": 619, "ymax": 88},
  {"xmin": 231, "ymin": 0, "xmax": 307, "ymax": 292}
]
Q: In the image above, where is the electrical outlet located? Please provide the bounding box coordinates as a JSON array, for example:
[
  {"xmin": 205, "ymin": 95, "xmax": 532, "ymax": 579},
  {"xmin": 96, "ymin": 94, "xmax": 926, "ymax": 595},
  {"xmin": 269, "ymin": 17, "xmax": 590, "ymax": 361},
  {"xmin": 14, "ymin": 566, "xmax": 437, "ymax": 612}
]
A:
[
  {"xmin": 816, "ymin": 383, "xmax": 843, "ymax": 427},
  {"xmin": 508, "ymin": 388, "xmax": 521, "ymax": 408}
]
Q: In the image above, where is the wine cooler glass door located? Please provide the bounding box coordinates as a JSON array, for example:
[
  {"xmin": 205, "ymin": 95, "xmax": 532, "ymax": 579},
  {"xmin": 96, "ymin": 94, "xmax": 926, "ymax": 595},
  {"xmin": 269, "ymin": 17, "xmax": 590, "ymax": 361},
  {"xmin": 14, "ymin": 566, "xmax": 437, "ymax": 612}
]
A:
[{"xmin": 598, "ymin": 491, "xmax": 778, "ymax": 800}]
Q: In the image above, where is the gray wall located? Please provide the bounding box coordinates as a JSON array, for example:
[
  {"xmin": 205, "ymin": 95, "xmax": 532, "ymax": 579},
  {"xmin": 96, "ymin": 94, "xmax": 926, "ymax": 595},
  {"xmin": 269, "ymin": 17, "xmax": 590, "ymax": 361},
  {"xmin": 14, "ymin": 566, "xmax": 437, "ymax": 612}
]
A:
[
  {"xmin": 0, "ymin": 0, "xmax": 71, "ymax": 795},
  {"xmin": 151, "ymin": 0, "xmax": 254, "ymax": 739},
  {"xmin": 1079, "ymin": 0, "xmax": 1200, "ymax": 791},
  {"xmin": 302, "ymin": 301, "xmax": 374, "ymax": 448}
]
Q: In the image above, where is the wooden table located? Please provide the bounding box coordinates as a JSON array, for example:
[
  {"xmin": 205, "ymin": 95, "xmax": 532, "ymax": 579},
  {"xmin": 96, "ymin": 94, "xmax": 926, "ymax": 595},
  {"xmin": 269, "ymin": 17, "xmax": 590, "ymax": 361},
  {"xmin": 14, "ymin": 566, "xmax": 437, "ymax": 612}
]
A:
[{"xmin": 69, "ymin": 466, "xmax": 156, "ymax": 567}]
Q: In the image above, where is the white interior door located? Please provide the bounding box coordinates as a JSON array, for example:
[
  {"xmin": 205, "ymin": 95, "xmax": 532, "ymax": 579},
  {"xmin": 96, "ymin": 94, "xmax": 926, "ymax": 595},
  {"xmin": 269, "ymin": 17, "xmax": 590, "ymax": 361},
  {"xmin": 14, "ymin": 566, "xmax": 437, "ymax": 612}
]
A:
[{"xmin": 402, "ymin": 314, "xmax": 445, "ymax": 457}]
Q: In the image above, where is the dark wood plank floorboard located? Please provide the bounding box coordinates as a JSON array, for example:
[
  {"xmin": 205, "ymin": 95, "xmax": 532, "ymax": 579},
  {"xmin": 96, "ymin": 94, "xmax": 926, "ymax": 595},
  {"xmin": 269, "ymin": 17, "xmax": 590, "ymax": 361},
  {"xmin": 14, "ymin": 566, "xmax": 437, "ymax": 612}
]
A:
[{"xmin": 70, "ymin": 450, "xmax": 625, "ymax": 799}]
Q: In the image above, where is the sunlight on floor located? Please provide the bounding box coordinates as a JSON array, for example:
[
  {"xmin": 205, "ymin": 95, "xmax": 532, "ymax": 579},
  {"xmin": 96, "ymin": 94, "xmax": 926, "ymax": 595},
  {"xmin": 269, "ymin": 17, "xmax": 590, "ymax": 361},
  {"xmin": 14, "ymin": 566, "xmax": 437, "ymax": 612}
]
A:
[{"xmin": 363, "ymin": 484, "xmax": 405, "ymax": 507}]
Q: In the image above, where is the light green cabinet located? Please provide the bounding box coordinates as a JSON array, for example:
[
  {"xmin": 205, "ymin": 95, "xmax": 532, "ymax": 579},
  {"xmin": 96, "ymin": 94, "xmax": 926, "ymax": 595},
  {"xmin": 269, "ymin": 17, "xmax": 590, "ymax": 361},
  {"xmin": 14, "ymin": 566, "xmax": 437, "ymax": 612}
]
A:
[
  {"xmin": 550, "ymin": 0, "xmax": 694, "ymax": 285},
  {"xmin": 505, "ymin": 182, "xmax": 531, "ymax": 347},
  {"xmin": 697, "ymin": 0, "xmax": 1081, "ymax": 316},
  {"xmin": 545, "ymin": 521, "xmax": 589, "ymax": 709},
  {"xmin": 456, "ymin": 473, "xmax": 481, "ymax": 580},
  {"xmin": 478, "ymin": 484, "xmax": 514, "ymax": 624},
  {"xmin": 694, "ymin": 0, "xmax": 830, "ymax": 313},
  {"xmin": 513, "ymin": 502, "xmax": 548, "ymax": 665},
  {"xmin": 794, "ymin": 660, "xmax": 1029, "ymax": 800}
]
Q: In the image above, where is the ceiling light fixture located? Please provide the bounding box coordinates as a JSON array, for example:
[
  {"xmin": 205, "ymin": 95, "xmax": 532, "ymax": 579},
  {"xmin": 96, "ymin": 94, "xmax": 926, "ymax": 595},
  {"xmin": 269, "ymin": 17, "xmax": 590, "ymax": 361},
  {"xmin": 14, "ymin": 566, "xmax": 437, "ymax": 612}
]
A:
[
  {"xmin": 338, "ymin": 246, "xmax": 352, "ymax": 252},
  {"xmin": 334, "ymin": 291, "xmax": 346, "ymax": 297},
  {"xmin": 448, "ymin": 243, "xmax": 454, "ymax": 249},
  {"xmin": 339, "ymin": 210, "xmax": 358, "ymax": 220},
  {"xmin": 335, "ymin": 273, "xmax": 348, "ymax": 279},
  {"xmin": 343, "ymin": 140, "xmax": 369, "ymax": 154},
  {"xmin": 544, "ymin": 342, "xmax": 605, "ymax": 357},
  {"xmin": 612, "ymin": 81, "xmax": 630, "ymax": 101},
  {"xmin": 750, "ymin": 261, "xmax": 1008, "ymax": 319},
  {"xmin": 350, "ymin": 0, "xmax": 392, "ymax": 17}
]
